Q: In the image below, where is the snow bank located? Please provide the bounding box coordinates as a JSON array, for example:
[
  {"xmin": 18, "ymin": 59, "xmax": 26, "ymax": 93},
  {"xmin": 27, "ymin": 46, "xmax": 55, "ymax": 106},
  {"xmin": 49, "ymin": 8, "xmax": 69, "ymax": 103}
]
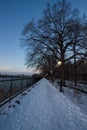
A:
[{"xmin": 0, "ymin": 78, "xmax": 87, "ymax": 130}]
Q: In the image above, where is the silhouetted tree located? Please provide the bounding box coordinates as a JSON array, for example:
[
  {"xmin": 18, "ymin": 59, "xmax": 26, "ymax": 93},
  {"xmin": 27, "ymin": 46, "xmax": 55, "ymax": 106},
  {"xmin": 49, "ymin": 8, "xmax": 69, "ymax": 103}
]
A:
[{"xmin": 21, "ymin": 0, "xmax": 87, "ymax": 89}]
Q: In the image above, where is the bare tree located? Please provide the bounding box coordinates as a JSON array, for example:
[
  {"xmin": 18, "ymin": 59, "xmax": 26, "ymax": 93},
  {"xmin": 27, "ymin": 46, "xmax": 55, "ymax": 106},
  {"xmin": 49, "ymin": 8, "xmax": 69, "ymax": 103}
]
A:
[
  {"xmin": 21, "ymin": 0, "xmax": 87, "ymax": 90},
  {"xmin": 70, "ymin": 20, "xmax": 87, "ymax": 86}
]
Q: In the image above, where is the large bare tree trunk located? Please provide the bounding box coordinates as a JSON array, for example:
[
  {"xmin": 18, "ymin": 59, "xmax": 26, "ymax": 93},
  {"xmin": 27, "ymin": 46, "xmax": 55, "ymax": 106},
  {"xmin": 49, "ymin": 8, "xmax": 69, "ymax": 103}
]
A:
[
  {"xmin": 61, "ymin": 62, "xmax": 65, "ymax": 86},
  {"xmin": 73, "ymin": 44, "xmax": 77, "ymax": 86}
]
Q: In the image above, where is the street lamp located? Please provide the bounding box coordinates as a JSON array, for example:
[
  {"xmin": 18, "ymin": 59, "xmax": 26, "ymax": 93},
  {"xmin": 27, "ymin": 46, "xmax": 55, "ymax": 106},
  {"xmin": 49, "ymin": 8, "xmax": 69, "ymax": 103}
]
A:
[
  {"xmin": 58, "ymin": 61, "xmax": 62, "ymax": 66},
  {"xmin": 58, "ymin": 61, "xmax": 62, "ymax": 92}
]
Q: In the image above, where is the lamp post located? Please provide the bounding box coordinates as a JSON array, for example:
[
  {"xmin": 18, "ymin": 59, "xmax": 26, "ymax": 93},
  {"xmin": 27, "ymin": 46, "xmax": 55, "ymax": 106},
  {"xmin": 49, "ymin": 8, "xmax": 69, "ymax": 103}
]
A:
[{"xmin": 58, "ymin": 61, "xmax": 62, "ymax": 92}]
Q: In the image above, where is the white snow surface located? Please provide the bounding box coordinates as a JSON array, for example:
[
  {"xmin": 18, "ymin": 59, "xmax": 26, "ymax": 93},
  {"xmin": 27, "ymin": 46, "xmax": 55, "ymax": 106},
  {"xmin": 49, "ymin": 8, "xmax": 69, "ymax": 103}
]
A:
[{"xmin": 0, "ymin": 78, "xmax": 87, "ymax": 130}]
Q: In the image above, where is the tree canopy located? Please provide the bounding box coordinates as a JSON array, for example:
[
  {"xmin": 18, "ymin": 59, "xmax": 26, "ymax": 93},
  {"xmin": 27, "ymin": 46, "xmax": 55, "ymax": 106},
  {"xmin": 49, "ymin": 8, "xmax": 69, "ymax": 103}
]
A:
[{"xmin": 21, "ymin": 0, "xmax": 87, "ymax": 77}]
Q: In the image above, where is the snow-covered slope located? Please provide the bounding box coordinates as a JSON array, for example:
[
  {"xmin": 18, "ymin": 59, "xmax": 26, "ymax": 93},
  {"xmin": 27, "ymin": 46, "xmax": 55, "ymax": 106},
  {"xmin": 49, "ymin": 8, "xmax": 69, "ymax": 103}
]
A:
[{"xmin": 0, "ymin": 78, "xmax": 87, "ymax": 130}]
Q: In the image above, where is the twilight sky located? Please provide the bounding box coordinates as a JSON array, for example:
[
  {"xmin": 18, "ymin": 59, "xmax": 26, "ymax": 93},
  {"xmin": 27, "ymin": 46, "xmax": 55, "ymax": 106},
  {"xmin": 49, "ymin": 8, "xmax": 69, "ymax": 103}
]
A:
[{"xmin": 0, "ymin": 0, "xmax": 87, "ymax": 74}]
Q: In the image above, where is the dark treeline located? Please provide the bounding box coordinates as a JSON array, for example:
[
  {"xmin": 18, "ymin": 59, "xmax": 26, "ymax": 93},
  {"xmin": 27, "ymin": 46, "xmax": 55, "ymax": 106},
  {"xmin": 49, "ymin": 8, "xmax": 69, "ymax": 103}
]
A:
[{"xmin": 43, "ymin": 60, "xmax": 87, "ymax": 83}]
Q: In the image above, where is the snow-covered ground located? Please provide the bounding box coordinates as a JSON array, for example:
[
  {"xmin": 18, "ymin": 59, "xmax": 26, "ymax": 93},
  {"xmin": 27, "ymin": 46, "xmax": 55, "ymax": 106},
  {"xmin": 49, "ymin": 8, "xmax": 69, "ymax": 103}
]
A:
[
  {"xmin": 0, "ymin": 78, "xmax": 87, "ymax": 130},
  {"xmin": 53, "ymin": 81, "xmax": 87, "ymax": 115}
]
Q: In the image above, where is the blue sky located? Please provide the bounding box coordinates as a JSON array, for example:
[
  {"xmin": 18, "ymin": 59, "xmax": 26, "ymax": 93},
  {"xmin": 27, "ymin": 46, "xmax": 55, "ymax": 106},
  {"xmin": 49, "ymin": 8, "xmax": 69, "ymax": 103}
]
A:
[{"xmin": 0, "ymin": 0, "xmax": 87, "ymax": 74}]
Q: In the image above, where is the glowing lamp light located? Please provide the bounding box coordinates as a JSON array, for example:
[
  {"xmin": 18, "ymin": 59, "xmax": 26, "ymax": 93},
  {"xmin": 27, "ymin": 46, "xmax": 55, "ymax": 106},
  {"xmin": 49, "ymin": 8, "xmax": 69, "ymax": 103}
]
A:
[{"xmin": 58, "ymin": 61, "xmax": 62, "ymax": 66}]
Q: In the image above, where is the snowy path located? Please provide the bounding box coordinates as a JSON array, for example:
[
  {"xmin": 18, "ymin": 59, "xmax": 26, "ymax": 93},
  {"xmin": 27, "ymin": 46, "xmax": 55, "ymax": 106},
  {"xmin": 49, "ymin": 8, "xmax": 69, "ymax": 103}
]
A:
[{"xmin": 0, "ymin": 78, "xmax": 87, "ymax": 130}]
